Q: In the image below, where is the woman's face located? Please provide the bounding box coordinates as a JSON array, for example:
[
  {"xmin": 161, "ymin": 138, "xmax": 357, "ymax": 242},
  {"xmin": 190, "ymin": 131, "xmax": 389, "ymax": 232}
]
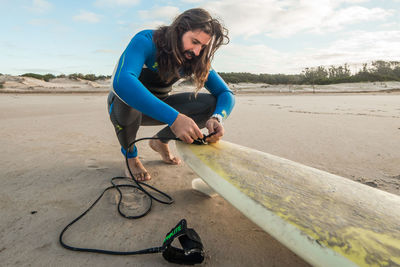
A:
[{"xmin": 181, "ymin": 30, "xmax": 211, "ymax": 60}]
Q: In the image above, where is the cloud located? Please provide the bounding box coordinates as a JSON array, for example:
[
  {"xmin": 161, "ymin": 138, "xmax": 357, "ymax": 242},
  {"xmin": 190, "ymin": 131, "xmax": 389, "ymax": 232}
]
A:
[
  {"xmin": 73, "ymin": 10, "xmax": 101, "ymax": 23},
  {"xmin": 125, "ymin": 20, "xmax": 167, "ymax": 37},
  {"xmin": 140, "ymin": 20, "xmax": 167, "ymax": 29},
  {"xmin": 25, "ymin": 0, "xmax": 52, "ymax": 13},
  {"xmin": 381, "ymin": 21, "xmax": 400, "ymax": 28},
  {"xmin": 122, "ymin": 6, "xmax": 181, "ymax": 33},
  {"xmin": 339, "ymin": 0, "xmax": 369, "ymax": 3},
  {"xmin": 1, "ymin": 41, "xmax": 19, "ymax": 49},
  {"xmin": 309, "ymin": 30, "xmax": 400, "ymax": 65},
  {"xmin": 28, "ymin": 18, "xmax": 53, "ymax": 26},
  {"xmin": 213, "ymin": 29, "xmax": 400, "ymax": 74},
  {"xmin": 139, "ymin": 6, "xmax": 180, "ymax": 20},
  {"xmin": 180, "ymin": 0, "xmax": 205, "ymax": 3},
  {"xmin": 204, "ymin": 0, "xmax": 393, "ymax": 38},
  {"xmin": 94, "ymin": 0, "xmax": 140, "ymax": 7},
  {"xmin": 313, "ymin": 6, "xmax": 393, "ymax": 33},
  {"xmin": 202, "ymin": 0, "xmax": 398, "ymax": 73},
  {"xmin": 213, "ymin": 43, "xmax": 287, "ymax": 74}
]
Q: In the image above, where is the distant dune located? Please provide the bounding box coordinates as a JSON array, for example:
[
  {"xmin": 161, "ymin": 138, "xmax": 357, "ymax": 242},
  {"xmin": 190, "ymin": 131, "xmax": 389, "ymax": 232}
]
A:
[
  {"xmin": 0, "ymin": 75, "xmax": 110, "ymax": 93},
  {"xmin": 228, "ymin": 81, "xmax": 400, "ymax": 94},
  {"xmin": 1, "ymin": 74, "xmax": 400, "ymax": 94}
]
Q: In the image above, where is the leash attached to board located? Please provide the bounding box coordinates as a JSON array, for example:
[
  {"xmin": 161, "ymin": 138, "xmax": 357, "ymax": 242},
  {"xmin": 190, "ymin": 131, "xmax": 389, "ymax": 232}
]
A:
[{"xmin": 59, "ymin": 134, "xmax": 216, "ymax": 264}]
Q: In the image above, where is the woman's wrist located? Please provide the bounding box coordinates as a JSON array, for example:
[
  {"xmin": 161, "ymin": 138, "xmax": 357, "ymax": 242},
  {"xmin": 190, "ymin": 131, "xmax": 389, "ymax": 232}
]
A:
[{"xmin": 210, "ymin": 114, "xmax": 223, "ymax": 124}]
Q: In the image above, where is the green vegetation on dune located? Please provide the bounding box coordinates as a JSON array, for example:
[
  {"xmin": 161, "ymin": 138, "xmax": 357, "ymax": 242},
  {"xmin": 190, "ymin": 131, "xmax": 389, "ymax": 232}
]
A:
[
  {"xmin": 66, "ymin": 73, "xmax": 111, "ymax": 81},
  {"xmin": 0, "ymin": 73, "xmax": 4, "ymax": 88},
  {"xmin": 219, "ymin": 60, "xmax": 400, "ymax": 85},
  {"xmin": 20, "ymin": 73, "xmax": 111, "ymax": 82},
  {"xmin": 16, "ymin": 60, "xmax": 400, "ymax": 85},
  {"xmin": 21, "ymin": 73, "xmax": 56, "ymax": 82}
]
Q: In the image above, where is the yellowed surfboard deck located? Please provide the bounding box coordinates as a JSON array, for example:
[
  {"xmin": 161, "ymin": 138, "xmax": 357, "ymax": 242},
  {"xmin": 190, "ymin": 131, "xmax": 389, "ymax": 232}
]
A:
[{"xmin": 176, "ymin": 140, "xmax": 400, "ymax": 267}]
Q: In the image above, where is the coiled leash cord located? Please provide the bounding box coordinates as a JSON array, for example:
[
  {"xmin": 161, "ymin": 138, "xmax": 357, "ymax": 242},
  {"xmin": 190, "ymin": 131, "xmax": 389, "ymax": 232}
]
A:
[{"xmin": 59, "ymin": 133, "xmax": 216, "ymax": 265}]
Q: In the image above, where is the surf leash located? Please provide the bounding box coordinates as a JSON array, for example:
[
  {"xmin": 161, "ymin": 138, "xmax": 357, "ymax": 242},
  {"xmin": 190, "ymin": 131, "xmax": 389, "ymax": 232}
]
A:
[{"xmin": 59, "ymin": 132, "xmax": 216, "ymax": 265}]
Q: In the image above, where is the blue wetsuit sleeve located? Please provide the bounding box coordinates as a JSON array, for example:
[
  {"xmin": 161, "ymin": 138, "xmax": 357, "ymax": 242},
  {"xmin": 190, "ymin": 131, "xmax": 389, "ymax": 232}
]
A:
[
  {"xmin": 204, "ymin": 69, "xmax": 235, "ymax": 120},
  {"xmin": 113, "ymin": 33, "xmax": 179, "ymax": 126}
]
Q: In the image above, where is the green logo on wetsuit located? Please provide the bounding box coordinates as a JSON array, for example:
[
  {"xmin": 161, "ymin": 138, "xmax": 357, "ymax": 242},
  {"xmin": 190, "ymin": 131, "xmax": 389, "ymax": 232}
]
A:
[
  {"xmin": 222, "ymin": 110, "xmax": 227, "ymax": 119},
  {"xmin": 152, "ymin": 62, "xmax": 158, "ymax": 70}
]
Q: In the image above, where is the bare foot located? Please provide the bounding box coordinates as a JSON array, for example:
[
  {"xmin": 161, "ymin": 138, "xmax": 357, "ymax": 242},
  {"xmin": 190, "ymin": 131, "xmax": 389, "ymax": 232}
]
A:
[
  {"xmin": 149, "ymin": 139, "xmax": 181, "ymax": 165},
  {"xmin": 125, "ymin": 157, "xmax": 151, "ymax": 181}
]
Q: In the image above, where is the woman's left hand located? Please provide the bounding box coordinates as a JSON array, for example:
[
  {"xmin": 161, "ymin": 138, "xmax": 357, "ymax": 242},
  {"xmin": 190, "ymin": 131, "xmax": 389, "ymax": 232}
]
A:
[{"xmin": 205, "ymin": 118, "xmax": 224, "ymax": 143}]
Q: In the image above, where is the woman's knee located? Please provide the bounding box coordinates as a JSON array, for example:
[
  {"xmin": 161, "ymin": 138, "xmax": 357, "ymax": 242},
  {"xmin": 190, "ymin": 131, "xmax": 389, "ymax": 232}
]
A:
[
  {"xmin": 197, "ymin": 93, "xmax": 216, "ymax": 105},
  {"xmin": 195, "ymin": 93, "xmax": 216, "ymax": 115},
  {"xmin": 111, "ymin": 97, "xmax": 142, "ymax": 126}
]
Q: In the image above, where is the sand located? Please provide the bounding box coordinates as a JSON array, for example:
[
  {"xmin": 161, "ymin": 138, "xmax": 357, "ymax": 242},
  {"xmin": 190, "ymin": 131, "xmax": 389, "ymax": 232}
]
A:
[{"xmin": 0, "ymin": 92, "xmax": 399, "ymax": 266}]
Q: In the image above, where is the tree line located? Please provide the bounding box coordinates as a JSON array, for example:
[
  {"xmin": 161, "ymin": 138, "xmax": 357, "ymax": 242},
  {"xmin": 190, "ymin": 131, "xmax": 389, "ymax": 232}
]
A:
[{"xmin": 219, "ymin": 60, "xmax": 400, "ymax": 85}]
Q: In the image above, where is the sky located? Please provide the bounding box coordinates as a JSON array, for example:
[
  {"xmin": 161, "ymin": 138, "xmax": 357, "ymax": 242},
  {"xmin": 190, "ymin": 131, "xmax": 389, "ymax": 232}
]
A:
[{"xmin": 1, "ymin": 0, "xmax": 399, "ymax": 75}]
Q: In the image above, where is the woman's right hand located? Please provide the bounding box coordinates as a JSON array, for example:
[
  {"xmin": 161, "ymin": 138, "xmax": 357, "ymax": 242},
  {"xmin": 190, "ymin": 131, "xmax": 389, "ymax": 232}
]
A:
[{"xmin": 170, "ymin": 113, "xmax": 203, "ymax": 143}]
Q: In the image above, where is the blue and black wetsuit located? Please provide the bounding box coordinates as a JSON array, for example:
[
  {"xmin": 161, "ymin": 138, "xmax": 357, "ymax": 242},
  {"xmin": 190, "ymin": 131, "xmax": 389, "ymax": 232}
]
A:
[{"xmin": 107, "ymin": 30, "xmax": 235, "ymax": 158}]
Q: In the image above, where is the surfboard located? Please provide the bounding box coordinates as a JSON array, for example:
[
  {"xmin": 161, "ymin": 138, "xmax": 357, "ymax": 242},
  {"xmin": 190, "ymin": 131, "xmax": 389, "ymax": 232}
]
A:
[{"xmin": 176, "ymin": 140, "xmax": 400, "ymax": 267}]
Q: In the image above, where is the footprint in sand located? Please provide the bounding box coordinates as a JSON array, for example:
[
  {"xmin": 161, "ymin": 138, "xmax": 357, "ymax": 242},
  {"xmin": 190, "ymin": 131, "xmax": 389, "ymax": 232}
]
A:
[
  {"xmin": 85, "ymin": 158, "xmax": 99, "ymax": 169},
  {"xmin": 85, "ymin": 158, "xmax": 108, "ymax": 170},
  {"xmin": 121, "ymin": 192, "xmax": 148, "ymax": 210},
  {"xmin": 108, "ymin": 191, "xmax": 148, "ymax": 211}
]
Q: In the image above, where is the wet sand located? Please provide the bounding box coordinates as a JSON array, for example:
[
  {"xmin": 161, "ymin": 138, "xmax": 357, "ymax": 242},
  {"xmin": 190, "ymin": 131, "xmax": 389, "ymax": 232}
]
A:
[{"xmin": 0, "ymin": 93, "xmax": 399, "ymax": 266}]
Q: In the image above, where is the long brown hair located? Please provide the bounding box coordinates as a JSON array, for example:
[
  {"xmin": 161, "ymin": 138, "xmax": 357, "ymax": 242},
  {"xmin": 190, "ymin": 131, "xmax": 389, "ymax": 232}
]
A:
[{"xmin": 153, "ymin": 8, "xmax": 229, "ymax": 92}]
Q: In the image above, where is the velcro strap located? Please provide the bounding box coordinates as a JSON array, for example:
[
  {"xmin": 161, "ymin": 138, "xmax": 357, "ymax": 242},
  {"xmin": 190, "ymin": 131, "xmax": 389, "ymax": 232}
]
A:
[
  {"xmin": 179, "ymin": 228, "xmax": 203, "ymax": 253},
  {"xmin": 161, "ymin": 219, "xmax": 204, "ymax": 265}
]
